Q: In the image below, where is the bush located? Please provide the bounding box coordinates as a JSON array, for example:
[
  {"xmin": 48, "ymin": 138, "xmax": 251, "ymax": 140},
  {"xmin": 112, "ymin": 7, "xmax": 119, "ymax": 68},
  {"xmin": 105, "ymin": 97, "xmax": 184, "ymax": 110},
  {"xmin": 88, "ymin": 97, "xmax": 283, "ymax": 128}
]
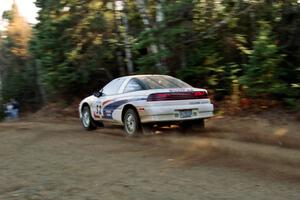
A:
[
  {"xmin": 283, "ymin": 98, "xmax": 300, "ymax": 111},
  {"xmin": 240, "ymin": 21, "xmax": 285, "ymax": 98},
  {"xmin": 0, "ymin": 105, "xmax": 4, "ymax": 122}
]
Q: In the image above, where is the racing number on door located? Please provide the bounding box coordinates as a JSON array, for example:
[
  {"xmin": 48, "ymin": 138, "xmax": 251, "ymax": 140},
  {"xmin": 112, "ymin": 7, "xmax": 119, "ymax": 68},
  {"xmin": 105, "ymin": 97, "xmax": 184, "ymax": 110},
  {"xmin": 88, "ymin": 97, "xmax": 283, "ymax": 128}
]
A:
[{"xmin": 96, "ymin": 104, "xmax": 102, "ymax": 116}]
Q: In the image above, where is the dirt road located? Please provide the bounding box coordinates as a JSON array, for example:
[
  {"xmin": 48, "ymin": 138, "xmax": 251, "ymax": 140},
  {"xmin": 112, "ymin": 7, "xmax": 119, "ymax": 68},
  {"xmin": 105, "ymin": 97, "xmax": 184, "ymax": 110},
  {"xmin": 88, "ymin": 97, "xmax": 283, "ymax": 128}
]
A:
[{"xmin": 0, "ymin": 118, "xmax": 300, "ymax": 200}]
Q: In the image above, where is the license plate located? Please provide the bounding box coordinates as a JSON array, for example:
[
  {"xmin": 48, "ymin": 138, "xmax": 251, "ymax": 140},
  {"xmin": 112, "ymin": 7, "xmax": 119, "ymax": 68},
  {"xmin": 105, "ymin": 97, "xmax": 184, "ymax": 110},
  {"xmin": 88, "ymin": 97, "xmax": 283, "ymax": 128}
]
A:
[{"xmin": 179, "ymin": 110, "xmax": 192, "ymax": 118}]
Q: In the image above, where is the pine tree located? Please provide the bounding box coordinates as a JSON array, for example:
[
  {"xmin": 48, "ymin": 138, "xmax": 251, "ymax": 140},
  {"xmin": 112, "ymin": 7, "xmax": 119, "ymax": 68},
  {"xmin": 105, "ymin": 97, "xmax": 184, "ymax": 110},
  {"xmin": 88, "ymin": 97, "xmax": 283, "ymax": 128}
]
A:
[
  {"xmin": 0, "ymin": 1, "xmax": 37, "ymax": 109},
  {"xmin": 31, "ymin": 0, "xmax": 119, "ymax": 99},
  {"xmin": 241, "ymin": 21, "xmax": 285, "ymax": 97}
]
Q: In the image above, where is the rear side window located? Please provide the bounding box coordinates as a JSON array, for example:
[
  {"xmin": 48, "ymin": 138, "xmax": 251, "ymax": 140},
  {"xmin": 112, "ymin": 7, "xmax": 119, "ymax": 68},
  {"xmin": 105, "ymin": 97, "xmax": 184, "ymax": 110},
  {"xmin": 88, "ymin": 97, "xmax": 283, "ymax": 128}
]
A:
[
  {"xmin": 102, "ymin": 78, "xmax": 125, "ymax": 96},
  {"xmin": 124, "ymin": 79, "xmax": 144, "ymax": 93}
]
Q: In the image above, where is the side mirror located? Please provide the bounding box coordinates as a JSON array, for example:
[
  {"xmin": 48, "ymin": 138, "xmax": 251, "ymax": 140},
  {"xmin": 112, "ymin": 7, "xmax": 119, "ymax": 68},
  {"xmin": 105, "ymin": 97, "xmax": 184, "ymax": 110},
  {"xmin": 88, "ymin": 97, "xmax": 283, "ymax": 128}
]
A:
[{"xmin": 93, "ymin": 91, "xmax": 102, "ymax": 97}]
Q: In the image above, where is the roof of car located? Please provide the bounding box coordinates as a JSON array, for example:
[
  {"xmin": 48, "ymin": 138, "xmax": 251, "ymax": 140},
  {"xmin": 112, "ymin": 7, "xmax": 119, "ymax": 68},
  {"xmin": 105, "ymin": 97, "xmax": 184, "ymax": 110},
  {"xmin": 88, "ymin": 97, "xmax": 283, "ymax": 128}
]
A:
[{"xmin": 121, "ymin": 74, "xmax": 172, "ymax": 79}]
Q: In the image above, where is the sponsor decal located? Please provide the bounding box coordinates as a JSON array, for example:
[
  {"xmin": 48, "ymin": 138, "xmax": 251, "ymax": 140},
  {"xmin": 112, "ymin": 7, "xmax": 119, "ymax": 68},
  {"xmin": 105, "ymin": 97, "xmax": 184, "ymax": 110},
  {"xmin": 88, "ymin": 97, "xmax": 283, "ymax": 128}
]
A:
[
  {"xmin": 169, "ymin": 88, "xmax": 193, "ymax": 92},
  {"xmin": 93, "ymin": 112, "xmax": 101, "ymax": 118},
  {"xmin": 102, "ymin": 99, "xmax": 114, "ymax": 106},
  {"xmin": 102, "ymin": 98, "xmax": 146, "ymax": 119},
  {"xmin": 189, "ymin": 101, "xmax": 201, "ymax": 105},
  {"xmin": 189, "ymin": 100, "xmax": 209, "ymax": 105}
]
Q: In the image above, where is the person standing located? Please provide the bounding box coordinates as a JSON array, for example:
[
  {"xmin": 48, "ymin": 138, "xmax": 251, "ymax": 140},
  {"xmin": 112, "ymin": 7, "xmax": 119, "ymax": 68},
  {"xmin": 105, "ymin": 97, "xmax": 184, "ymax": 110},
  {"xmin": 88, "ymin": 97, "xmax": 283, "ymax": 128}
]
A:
[
  {"xmin": 4, "ymin": 102, "xmax": 14, "ymax": 119},
  {"xmin": 10, "ymin": 99, "xmax": 19, "ymax": 119}
]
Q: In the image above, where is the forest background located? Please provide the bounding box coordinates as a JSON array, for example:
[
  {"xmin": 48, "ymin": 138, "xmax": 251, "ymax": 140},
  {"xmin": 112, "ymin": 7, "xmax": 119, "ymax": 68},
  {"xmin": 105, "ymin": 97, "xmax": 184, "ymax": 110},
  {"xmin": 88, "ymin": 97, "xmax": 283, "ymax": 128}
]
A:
[{"xmin": 0, "ymin": 0, "xmax": 299, "ymax": 119}]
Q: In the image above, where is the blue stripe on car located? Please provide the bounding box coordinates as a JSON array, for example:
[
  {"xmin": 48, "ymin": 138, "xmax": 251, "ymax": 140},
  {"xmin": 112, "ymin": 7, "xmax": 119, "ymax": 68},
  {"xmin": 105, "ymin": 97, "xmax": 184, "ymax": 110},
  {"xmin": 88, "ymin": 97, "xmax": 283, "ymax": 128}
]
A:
[{"xmin": 103, "ymin": 98, "xmax": 147, "ymax": 119}]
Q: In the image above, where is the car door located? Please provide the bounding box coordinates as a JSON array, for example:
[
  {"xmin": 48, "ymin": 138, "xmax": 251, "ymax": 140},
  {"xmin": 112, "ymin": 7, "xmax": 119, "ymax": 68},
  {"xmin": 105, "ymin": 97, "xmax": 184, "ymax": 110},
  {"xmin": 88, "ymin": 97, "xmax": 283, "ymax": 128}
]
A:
[{"xmin": 93, "ymin": 78, "xmax": 125, "ymax": 121}]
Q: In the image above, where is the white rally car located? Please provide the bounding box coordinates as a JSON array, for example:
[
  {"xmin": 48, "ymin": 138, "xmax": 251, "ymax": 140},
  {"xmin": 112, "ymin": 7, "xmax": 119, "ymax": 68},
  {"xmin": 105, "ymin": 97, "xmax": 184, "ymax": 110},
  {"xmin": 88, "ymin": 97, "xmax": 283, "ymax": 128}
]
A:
[{"xmin": 79, "ymin": 75, "xmax": 214, "ymax": 136}]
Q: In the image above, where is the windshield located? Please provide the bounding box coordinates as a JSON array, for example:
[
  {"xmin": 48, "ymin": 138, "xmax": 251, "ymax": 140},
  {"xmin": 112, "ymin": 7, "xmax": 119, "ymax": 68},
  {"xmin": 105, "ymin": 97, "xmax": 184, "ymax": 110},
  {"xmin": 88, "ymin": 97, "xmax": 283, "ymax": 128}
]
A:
[{"xmin": 136, "ymin": 76, "xmax": 191, "ymax": 89}]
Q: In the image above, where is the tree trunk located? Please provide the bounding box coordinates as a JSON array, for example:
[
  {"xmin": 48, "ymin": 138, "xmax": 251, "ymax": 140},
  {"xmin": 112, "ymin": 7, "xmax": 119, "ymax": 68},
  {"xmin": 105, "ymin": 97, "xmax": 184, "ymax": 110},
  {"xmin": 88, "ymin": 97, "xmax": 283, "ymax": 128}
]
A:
[
  {"xmin": 112, "ymin": 0, "xmax": 126, "ymax": 75},
  {"xmin": 156, "ymin": 0, "xmax": 164, "ymax": 24},
  {"xmin": 156, "ymin": 0, "xmax": 168, "ymax": 68},
  {"xmin": 0, "ymin": 70, "xmax": 3, "ymax": 103},
  {"xmin": 134, "ymin": 0, "xmax": 167, "ymax": 72},
  {"xmin": 134, "ymin": 0, "xmax": 159, "ymax": 53},
  {"xmin": 35, "ymin": 60, "xmax": 47, "ymax": 105},
  {"xmin": 156, "ymin": 1, "xmax": 165, "ymax": 50},
  {"xmin": 123, "ymin": 0, "xmax": 134, "ymax": 74}
]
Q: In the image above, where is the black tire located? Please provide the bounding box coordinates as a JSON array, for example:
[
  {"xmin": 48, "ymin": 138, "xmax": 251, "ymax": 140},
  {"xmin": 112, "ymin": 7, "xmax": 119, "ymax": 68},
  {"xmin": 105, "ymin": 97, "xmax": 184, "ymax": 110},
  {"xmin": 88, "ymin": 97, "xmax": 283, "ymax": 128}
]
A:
[
  {"xmin": 180, "ymin": 119, "xmax": 205, "ymax": 133},
  {"xmin": 123, "ymin": 108, "xmax": 142, "ymax": 137},
  {"xmin": 81, "ymin": 106, "xmax": 97, "ymax": 131}
]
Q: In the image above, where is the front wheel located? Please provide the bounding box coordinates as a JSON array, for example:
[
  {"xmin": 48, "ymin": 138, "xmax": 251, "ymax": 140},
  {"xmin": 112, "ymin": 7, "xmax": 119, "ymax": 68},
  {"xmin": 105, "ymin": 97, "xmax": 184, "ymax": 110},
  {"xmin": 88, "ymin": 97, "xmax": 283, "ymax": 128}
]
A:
[
  {"xmin": 81, "ymin": 106, "xmax": 97, "ymax": 131},
  {"xmin": 123, "ymin": 109, "xmax": 142, "ymax": 137}
]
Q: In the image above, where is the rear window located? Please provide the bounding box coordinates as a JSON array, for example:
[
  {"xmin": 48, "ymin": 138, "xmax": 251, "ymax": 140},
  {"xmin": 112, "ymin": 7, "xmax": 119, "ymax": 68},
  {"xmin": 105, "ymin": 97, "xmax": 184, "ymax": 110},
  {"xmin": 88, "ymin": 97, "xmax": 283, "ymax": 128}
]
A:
[{"xmin": 137, "ymin": 76, "xmax": 191, "ymax": 89}]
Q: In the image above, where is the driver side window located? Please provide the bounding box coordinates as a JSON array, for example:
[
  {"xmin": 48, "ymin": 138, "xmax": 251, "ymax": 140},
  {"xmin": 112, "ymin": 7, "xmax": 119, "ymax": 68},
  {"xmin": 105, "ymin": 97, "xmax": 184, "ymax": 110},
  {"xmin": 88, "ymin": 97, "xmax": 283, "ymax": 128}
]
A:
[
  {"xmin": 124, "ymin": 79, "xmax": 144, "ymax": 93},
  {"xmin": 102, "ymin": 78, "xmax": 124, "ymax": 96}
]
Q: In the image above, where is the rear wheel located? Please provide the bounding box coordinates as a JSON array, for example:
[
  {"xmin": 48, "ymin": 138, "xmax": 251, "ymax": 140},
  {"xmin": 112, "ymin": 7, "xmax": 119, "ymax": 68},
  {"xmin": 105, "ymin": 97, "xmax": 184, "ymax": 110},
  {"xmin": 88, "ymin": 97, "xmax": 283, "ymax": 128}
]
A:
[
  {"xmin": 123, "ymin": 108, "xmax": 142, "ymax": 137},
  {"xmin": 81, "ymin": 106, "xmax": 97, "ymax": 131}
]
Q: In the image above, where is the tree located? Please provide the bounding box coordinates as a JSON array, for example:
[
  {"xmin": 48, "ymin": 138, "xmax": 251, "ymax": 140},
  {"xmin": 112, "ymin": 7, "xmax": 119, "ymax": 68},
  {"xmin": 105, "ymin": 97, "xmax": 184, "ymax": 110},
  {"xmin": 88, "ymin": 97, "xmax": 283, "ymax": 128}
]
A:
[
  {"xmin": 133, "ymin": 0, "xmax": 167, "ymax": 73},
  {"xmin": 277, "ymin": 2, "xmax": 300, "ymax": 99},
  {"xmin": 31, "ymin": 0, "xmax": 120, "ymax": 100},
  {"xmin": 0, "ymin": 1, "xmax": 39, "ymax": 110},
  {"xmin": 115, "ymin": 0, "xmax": 134, "ymax": 74},
  {"xmin": 241, "ymin": 21, "xmax": 285, "ymax": 97},
  {"xmin": 12, "ymin": 0, "xmax": 299, "ymax": 107}
]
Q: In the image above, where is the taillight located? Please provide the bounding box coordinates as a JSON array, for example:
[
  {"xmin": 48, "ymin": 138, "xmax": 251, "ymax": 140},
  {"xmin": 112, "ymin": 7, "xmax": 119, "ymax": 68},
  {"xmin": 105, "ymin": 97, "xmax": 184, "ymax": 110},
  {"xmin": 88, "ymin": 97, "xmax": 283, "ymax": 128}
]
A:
[
  {"xmin": 147, "ymin": 93, "xmax": 171, "ymax": 101},
  {"xmin": 147, "ymin": 91, "xmax": 208, "ymax": 101},
  {"xmin": 193, "ymin": 91, "xmax": 208, "ymax": 98}
]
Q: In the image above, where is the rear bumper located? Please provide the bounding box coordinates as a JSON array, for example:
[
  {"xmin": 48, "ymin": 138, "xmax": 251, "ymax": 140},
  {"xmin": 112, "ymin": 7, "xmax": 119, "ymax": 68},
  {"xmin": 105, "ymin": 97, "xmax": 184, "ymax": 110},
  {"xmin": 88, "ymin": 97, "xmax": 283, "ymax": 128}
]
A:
[{"xmin": 138, "ymin": 103, "xmax": 214, "ymax": 123}]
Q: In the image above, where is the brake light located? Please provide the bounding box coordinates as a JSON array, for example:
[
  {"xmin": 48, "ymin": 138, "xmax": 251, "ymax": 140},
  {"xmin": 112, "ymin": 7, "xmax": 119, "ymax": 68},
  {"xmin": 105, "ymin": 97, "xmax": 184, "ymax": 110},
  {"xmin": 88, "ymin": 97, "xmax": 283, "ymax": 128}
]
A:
[
  {"xmin": 155, "ymin": 93, "xmax": 171, "ymax": 99},
  {"xmin": 147, "ymin": 93, "xmax": 171, "ymax": 101},
  {"xmin": 193, "ymin": 91, "xmax": 208, "ymax": 98},
  {"xmin": 147, "ymin": 91, "xmax": 208, "ymax": 101}
]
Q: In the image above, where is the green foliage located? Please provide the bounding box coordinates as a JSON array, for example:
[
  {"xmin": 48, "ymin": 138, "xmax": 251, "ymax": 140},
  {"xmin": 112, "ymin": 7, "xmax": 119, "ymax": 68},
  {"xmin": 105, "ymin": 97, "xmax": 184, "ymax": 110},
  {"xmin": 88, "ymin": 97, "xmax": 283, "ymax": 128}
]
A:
[
  {"xmin": 31, "ymin": 0, "xmax": 119, "ymax": 98},
  {"xmin": 1, "ymin": 0, "xmax": 300, "ymax": 109},
  {"xmin": 240, "ymin": 21, "xmax": 286, "ymax": 97},
  {"xmin": 178, "ymin": 54, "xmax": 239, "ymax": 99},
  {"xmin": 283, "ymin": 98, "xmax": 300, "ymax": 111},
  {"xmin": 0, "ymin": 1, "xmax": 39, "ymax": 110},
  {"xmin": 2, "ymin": 10, "xmax": 12, "ymax": 20},
  {"xmin": 134, "ymin": 0, "xmax": 195, "ymax": 74}
]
